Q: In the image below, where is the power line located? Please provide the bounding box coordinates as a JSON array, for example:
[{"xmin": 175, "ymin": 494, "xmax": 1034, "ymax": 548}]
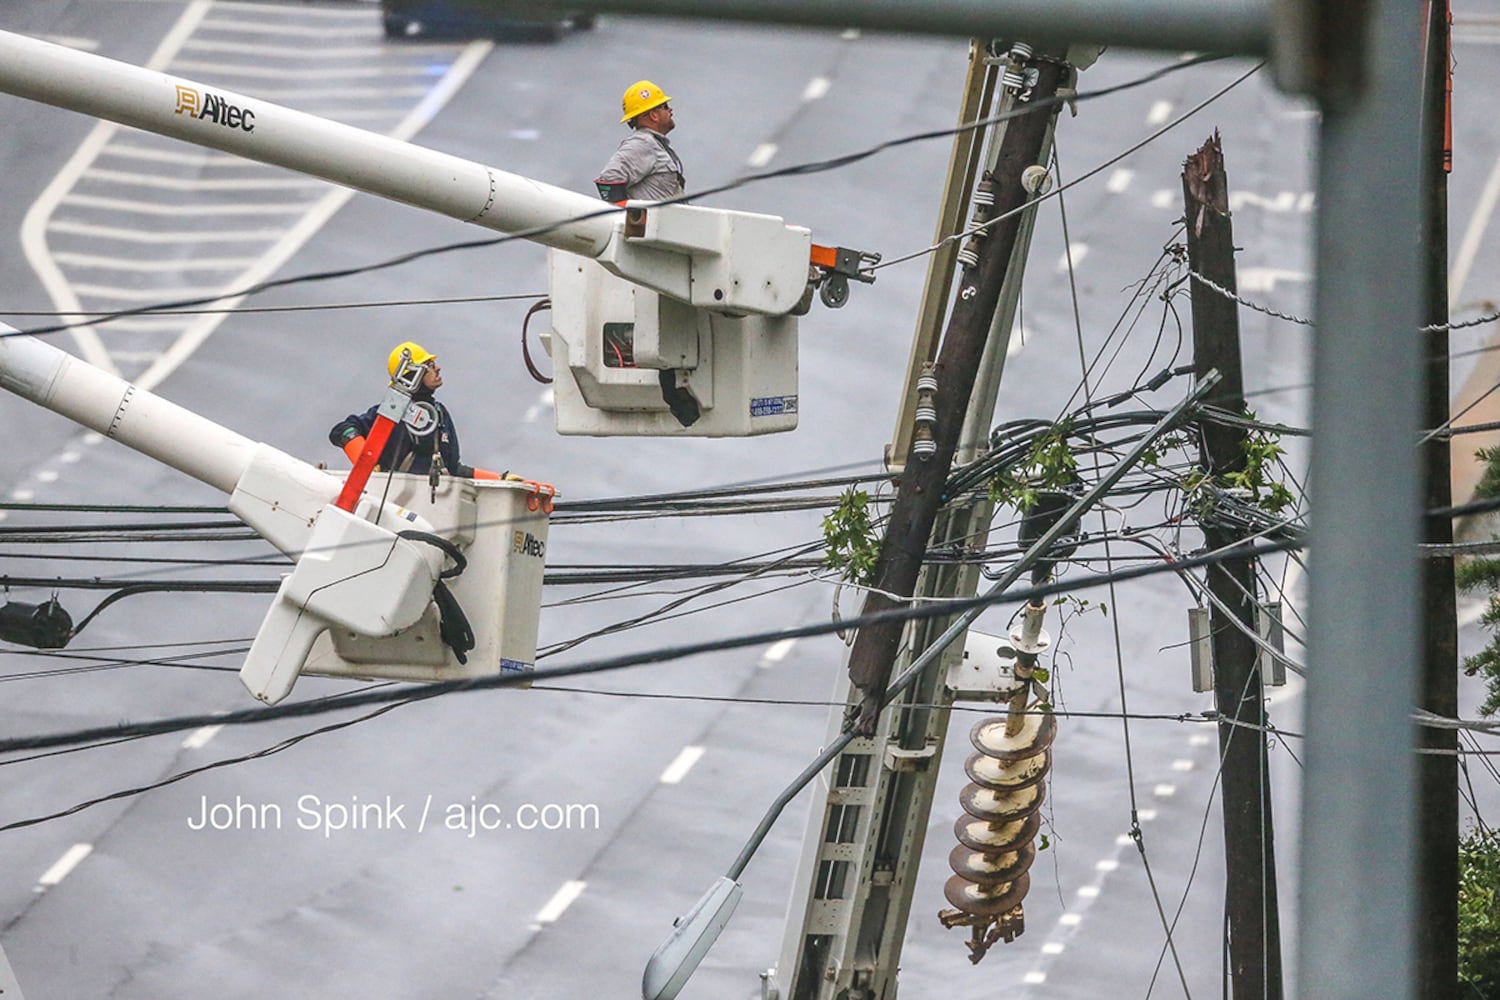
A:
[
  {"xmin": 0, "ymin": 532, "xmax": 1304, "ymax": 756},
  {"xmin": 4, "ymin": 54, "xmax": 1231, "ymax": 342},
  {"xmin": 0, "ymin": 291, "xmax": 546, "ymax": 319}
]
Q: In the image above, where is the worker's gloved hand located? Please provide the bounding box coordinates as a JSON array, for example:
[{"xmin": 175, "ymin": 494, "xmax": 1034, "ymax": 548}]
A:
[
  {"xmin": 473, "ymin": 469, "xmax": 525, "ymax": 482},
  {"xmin": 341, "ymin": 435, "xmax": 367, "ymax": 464}
]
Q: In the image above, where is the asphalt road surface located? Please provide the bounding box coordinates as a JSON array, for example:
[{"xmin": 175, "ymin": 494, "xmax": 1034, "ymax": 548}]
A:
[{"xmin": 2, "ymin": 2, "xmax": 1499, "ymax": 998}]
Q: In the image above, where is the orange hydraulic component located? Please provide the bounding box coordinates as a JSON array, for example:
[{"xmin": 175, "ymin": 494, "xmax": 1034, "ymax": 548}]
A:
[{"xmin": 522, "ymin": 479, "xmax": 557, "ymax": 514}]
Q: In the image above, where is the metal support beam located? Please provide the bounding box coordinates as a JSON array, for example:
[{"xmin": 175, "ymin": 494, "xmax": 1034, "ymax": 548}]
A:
[
  {"xmin": 502, "ymin": 0, "xmax": 1272, "ymax": 54},
  {"xmin": 1299, "ymin": 1, "xmax": 1424, "ymax": 998}
]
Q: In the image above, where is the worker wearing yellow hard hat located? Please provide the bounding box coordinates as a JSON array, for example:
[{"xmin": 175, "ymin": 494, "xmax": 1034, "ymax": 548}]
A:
[
  {"xmin": 330, "ymin": 341, "xmax": 509, "ymax": 481},
  {"xmin": 595, "ymin": 79, "xmax": 685, "ymax": 204}
]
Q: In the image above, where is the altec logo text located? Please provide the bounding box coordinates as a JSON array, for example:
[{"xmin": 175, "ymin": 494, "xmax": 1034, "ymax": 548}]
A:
[
  {"xmin": 174, "ymin": 85, "xmax": 256, "ymax": 132},
  {"xmin": 512, "ymin": 531, "xmax": 546, "ymax": 558}
]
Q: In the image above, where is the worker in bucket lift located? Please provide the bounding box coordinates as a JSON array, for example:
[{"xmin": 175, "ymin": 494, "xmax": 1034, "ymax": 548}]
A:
[
  {"xmin": 330, "ymin": 342, "xmax": 511, "ymax": 481},
  {"xmin": 595, "ymin": 79, "xmax": 684, "ymax": 204}
]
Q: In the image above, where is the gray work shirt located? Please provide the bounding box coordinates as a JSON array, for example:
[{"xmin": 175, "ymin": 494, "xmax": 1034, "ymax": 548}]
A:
[{"xmin": 596, "ymin": 130, "xmax": 684, "ymax": 202}]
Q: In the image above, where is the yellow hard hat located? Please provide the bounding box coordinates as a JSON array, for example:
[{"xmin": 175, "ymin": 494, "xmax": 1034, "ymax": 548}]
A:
[
  {"xmin": 388, "ymin": 341, "xmax": 434, "ymax": 378},
  {"xmin": 621, "ymin": 80, "xmax": 670, "ymax": 123}
]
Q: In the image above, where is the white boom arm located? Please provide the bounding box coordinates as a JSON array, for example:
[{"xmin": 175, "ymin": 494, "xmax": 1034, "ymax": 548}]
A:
[
  {"xmin": 0, "ymin": 329, "xmax": 468, "ymax": 705},
  {"xmin": 0, "ymin": 29, "xmax": 813, "ymax": 317}
]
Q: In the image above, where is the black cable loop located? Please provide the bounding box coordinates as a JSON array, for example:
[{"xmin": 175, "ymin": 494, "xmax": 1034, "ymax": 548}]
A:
[{"xmin": 521, "ymin": 298, "xmax": 553, "ymax": 384}]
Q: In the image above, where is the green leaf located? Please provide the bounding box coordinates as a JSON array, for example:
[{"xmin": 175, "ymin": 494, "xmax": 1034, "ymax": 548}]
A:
[{"xmin": 1032, "ymin": 667, "xmax": 1050, "ymax": 683}]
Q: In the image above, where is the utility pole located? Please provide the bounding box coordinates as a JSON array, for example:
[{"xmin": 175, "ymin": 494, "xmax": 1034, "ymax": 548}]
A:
[
  {"xmin": 763, "ymin": 42, "xmax": 1081, "ymax": 1000},
  {"xmin": 846, "ymin": 54, "xmax": 1067, "ymax": 737},
  {"xmin": 1417, "ymin": 0, "xmax": 1457, "ymax": 995},
  {"xmin": 1181, "ymin": 133, "xmax": 1283, "ymax": 1000}
]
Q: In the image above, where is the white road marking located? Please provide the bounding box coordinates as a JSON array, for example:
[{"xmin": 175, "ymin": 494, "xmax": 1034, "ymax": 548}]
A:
[
  {"xmin": 508, "ymin": 129, "xmax": 540, "ymax": 141},
  {"xmin": 1238, "ymin": 267, "xmax": 1310, "ymax": 294},
  {"xmin": 169, "ymin": 60, "xmax": 438, "ymax": 80},
  {"xmin": 533, "ymin": 880, "xmax": 586, "ymax": 925},
  {"xmin": 38, "ymin": 35, "xmax": 100, "ymax": 51},
  {"xmin": 1058, "ymin": 912, "xmax": 1082, "ymax": 926},
  {"xmin": 659, "ymin": 745, "xmax": 705, "ymax": 785},
  {"xmin": 292, "ymin": 108, "xmax": 415, "ymax": 123},
  {"xmin": 199, "ymin": 17, "xmax": 380, "ymax": 37},
  {"xmin": 37, "ymin": 844, "xmax": 93, "ymax": 890},
  {"xmin": 0, "ymin": 511, "xmax": 9, "ymax": 522},
  {"xmin": 1042, "ymin": 942, "xmax": 1066, "ymax": 955},
  {"xmin": 1095, "ymin": 858, "xmax": 1119, "ymax": 872},
  {"xmin": 97, "ymin": 145, "xmax": 242, "ymax": 167},
  {"xmin": 36, "ymin": 470, "xmax": 59, "ymax": 484},
  {"xmin": 748, "ymin": 143, "xmax": 778, "ymax": 168},
  {"xmin": 759, "ymin": 638, "xmax": 797, "ymax": 666},
  {"xmin": 82, "ymin": 169, "xmax": 321, "ymax": 192},
  {"xmin": 1076, "ymin": 884, "xmax": 1100, "ymax": 898},
  {"xmin": 1105, "ymin": 168, "xmax": 1134, "ymax": 193},
  {"xmin": 1138, "ymin": 808, "xmax": 1158, "ymax": 822},
  {"xmin": 803, "ymin": 76, "xmax": 831, "ymax": 101},
  {"xmin": 179, "ymin": 39, "xmax": 395, "ymax": 58},
  {"xmin": 1146, "ymin": 100, "xmax": 1173, "ymax": 125},
  {"xmin": 840, "ymin": 28, "xmax": 861, "ymax": 39},
  {"xmin": 105, "ymin": 319, "xmax": 195, "ymax": 333},
  {"xmin": 52, "ymin": 252, "xmax": 261, "ymax": 271},
  {"xmin": 213, "ymin": 0, "xmax": 373, "ymax": 17},
  {"xmin": 19, "ymin": 0, "xmax": 215, "ymax": 375},
  {"xmin": 1115, "ymin": 833, "xmax": 1135, "ymax": 846},
  {"xmin": 1171, "ymin": 758, "xmax": 1195, "ymax": 772},
  {"xmin": 1150, "ymin": 189, "xmax": 1175, "ymax": 209},
  {"xmin": 1189, "ymin": 733, "xmax": 1212, "ymax": 747},
  {"xmin": 1056, "ymin": 242, "xmax": 1089, "ymax": 271},
  {"xmin": 1153, "ymin": 783, "xmax": 1177, "ymax": 798},
  {"xmin": 70, "ymin": 283, "xmax": 226, "ymax": 302},
  {"xmin": 10, "ymin": 489, "xmax": 35, "ymax": 502},
  {"xmin": 1023, "ymin": 971, "xmax": 1048, "ymax": 984},
  {"xmin": 523, "ymin": 388, "xmax": 555, "ymax": 424},
  {"xmin": 23, "ymin": 0, "xmax": 488, "ymax": 391},
  {"xmin": 1228, "ymin": 190, "xmax": 1301, "ymax": 213},
  {"xmin": 48, "ymin": 220, "xmax": 284, "ymax": 243},
  {"xmin": 182, "ymin": 724, "xmax": 224, "ymax": 750},
  {"xmin": 59, "ymin": 193, "xmax": 308, "ymax": 215}
]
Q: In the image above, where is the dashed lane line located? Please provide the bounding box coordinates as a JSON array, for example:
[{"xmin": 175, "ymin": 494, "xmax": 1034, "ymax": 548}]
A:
[
  {"xmin": 36, "ymin": 843, "xmax": 93, "ymax": 892},
  {"xmin": 1105, "ymin": 168, "xmax": 1134, "ymax": 193},
  {"xmin": 532, "ymin": 879, "xmax": 586, "ymax": 927},
  {"xmin": 758, "ymin": 638, "xmax": 797, "ymax": 667},
  {"xmin": 659, "ymin": 746, "xmax": 705, "ymax": 785},
  {"xmin": 748, "ymin": 142, "xmax": 778, "ymax": 168},
  {"xmin": 182, "ymin": 725, "xmax": 224, "ymax": 750}
]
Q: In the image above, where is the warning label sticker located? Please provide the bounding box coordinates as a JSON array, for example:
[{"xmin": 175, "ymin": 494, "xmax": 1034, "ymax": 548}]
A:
[{"xmin": 750, "ymin": 395, "xmax": 798, "ymax": 417}]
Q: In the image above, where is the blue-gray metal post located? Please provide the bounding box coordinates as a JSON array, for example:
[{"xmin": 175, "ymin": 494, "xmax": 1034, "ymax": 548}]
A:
[{"xmin": 1300, "ymin": 1, "xmax": 1424, "ymax": 997}]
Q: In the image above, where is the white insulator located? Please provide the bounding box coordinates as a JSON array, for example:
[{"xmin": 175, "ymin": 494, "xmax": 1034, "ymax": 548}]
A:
[
  {"xmin": 972, "ymin": 183, "xmax": 996, "ymax": 208},
  {"xmin": 913, "ymin": 436, "xmax": 937, "ymax": 460},
  {"xmin": 1009, "ymin": 41, "xmax": 1034, "ymax": 60},
  {"xmin": 916, "ymin": 372, "xmax": 938, "ymax": 394},
  {"xmin": 915, "ymin": 404, "xmax": 937, "ymax": 426},
  {"xmin": 957, "ymin": 245, "xmax": 979, "ymax": 268},
  {"xmin": 1001, "ymin": 69, "xmax": 1025, "ymax": 91},
  {"xmin": 1021, "ymin": 164, "xmax": 1053, "ymax": 195}
]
